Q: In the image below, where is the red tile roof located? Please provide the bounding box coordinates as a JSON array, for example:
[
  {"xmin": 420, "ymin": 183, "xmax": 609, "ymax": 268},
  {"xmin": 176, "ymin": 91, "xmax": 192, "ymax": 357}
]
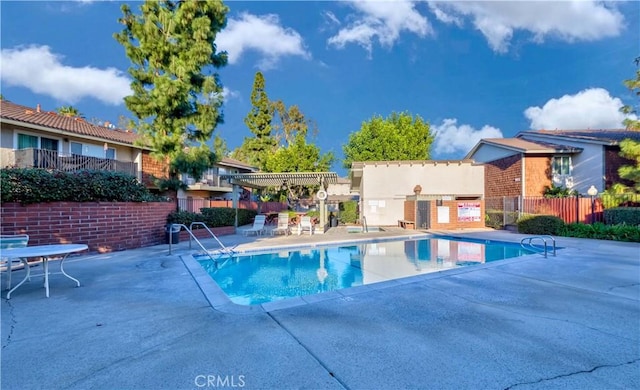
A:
[
  {"xmin": 1, "ymin": 99, "xmax": 256, "ymax": 170},
  {"xmin": 0, "ymin": 99, "xmax": 139, "ymax": 145}
]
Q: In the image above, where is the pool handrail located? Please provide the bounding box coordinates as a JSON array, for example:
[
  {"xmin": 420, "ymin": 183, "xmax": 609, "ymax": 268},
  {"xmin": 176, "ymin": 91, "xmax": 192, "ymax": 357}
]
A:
[
  {"xmin": 520, "ymin": 235, "xmax": 556, "ymax": 258},
  {"xmin": 188, "ymin": 222, "xmax": 238, "ymax": 256},
  {"xmin": 167, "ymin": 224, "xmax": 236, "ymax": 262}
]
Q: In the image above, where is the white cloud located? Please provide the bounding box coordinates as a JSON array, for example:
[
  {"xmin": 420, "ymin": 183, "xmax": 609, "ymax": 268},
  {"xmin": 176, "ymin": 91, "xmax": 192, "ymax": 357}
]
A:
[
  {"xmin": 222, "ymin": 87, "xmax": 240, "ymax": 101},
  {"xmin": 432, "ymin": 119, "xmax": 503, "ymax": 156},
  {"xmin": 428, "ymin": 1, "xmax": 624, "ymax": 53},
  {"xmin": 217, "ymin": 13, "xmax": 310, "ymax": 70},
  {"xmin": 524, "ymin": 88, "xmax": 634, "ymax": 130},
  {"xmin": 323, "ymin": 11, "xmax": 341, "ymax": 26},
  {"xmin": 328, "ymin": 0, "xmax": 432, "ymax": 57},
  {"xmin": 0, "ymin": 45, "xmax": 130, "ymax": 105}
]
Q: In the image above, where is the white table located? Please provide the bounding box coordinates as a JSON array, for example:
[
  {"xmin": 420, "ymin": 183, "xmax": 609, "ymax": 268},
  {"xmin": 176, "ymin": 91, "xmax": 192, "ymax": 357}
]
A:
[{"xmin": 2, "ymin": 244, "xmax": 88, "ymax": 299}]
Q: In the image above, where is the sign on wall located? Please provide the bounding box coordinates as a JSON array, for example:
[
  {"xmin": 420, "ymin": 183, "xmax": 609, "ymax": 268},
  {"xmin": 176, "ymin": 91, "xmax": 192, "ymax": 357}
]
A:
[{"xmin": 457, "ymin": 202, "xmax": 481, "ymax": 222}]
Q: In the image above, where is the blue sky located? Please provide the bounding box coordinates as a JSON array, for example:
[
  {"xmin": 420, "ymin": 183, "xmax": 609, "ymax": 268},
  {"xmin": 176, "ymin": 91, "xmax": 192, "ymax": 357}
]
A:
[{"xmin": 1, "ymin": 1, "xmax": 638, "ymax": 175}]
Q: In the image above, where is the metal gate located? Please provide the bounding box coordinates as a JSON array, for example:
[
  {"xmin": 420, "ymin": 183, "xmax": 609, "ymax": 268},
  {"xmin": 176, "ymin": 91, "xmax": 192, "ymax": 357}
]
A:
[
  {"xmin": 416, "ymin": 200, "xmax": 430, "ymax": 229},
  {"xmin": 504, "ymin": 196, "xmax": 521, "ymax": 226}
]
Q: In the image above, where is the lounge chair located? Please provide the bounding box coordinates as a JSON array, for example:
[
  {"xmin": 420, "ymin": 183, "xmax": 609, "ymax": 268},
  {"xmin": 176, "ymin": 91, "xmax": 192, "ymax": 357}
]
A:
[
  {"xmin": 271, "ymin": 212, "xmax": 292, "ymax": 236},
  {"xmin": 243, "ymin": 215, "xmax": 266, "ymax": 236},
  {"xmin": 297, "ymin": 216, "xmax": 314, "ymax": 235},
  {"xmin": 0, "ymin": 234, "xmax": 30, "ymax": 290}
]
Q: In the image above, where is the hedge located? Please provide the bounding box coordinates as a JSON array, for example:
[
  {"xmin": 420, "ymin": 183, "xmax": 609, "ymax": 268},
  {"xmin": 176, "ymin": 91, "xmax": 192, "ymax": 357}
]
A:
[
  {"xmin": 0, "ymin": 168, "xmax": 166, "ymax": 204},
  {"xmin": 167, "ymin": 208, "xmax": 257, "ymax": 228},
  {"xmin": 604, "ymin": 207, "xmax": 640, "ymax": 226},
  {"xmin": 517, "ymin": 214, "xmax": 565, "ymax": 235},
  {"xmin": 339, "ymin": 201, "xmax": 358, "ymax": 224}
]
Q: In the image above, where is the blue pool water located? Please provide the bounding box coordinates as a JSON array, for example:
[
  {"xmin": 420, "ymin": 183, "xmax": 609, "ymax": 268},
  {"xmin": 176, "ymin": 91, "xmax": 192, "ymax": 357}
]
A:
[{"xmin": 197, "ymin": 236, "xmax": 538, "ymax": 305}]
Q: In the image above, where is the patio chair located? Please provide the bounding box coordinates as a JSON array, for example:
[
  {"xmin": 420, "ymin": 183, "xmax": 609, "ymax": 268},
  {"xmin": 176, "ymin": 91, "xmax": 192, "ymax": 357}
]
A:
[
  {"xmin": 0, "ymin": 234, "xmax": 30, "ymax": 290},
  {"xmin": 243, "ymin": 215, "xmax": 266, "ymax": 236},
  {"xmin": 271, "ymin": 212, "xmax": 292, "ymax": 236},
  {"xmin": 297, "ymin": 216, "xmax": 314, "ymax": 235}
]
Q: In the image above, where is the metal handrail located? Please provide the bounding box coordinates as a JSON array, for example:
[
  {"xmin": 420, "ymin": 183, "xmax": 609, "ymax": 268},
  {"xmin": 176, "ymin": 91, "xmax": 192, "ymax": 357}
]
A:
[
  {"xmin": 167, "ymin": 224, "xmax": 235, "ymax": 264},
  {"xmin": 520, "ymin": 235, "xmax": 556, "ymax": 258},
  {"xmin": 361, "ymin": 216, "xmax": 368, "ymax": 233},
  {"xmin": 189, "ymin": 222, "xmax": 238, "ymax": 256}
]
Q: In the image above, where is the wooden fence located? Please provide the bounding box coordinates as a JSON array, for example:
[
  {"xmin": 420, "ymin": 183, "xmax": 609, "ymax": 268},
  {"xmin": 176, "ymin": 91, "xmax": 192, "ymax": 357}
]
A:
[
  {"xmin": 521, "ymin": 197, "xmax": 604, "ymax": 224},
  {"xmin": 486, "ymin": 196, "xmax": 610, "ymax": 226},
  {"xmin": 177, "ymin": 198, "xmax": 288, "ymax": 214}
]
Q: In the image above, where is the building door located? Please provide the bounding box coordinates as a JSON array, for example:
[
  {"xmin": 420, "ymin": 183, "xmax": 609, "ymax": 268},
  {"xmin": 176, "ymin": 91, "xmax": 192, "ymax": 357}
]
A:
[{"xmin": 416, "ymin": 201, "xmax": 431, "ymax": 229}]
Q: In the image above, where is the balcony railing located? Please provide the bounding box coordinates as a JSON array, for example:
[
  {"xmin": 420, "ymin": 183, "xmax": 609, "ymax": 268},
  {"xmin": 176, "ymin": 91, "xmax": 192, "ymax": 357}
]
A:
[
  {"xmin": 4, "ymin": 148, "xmax": 137, "ymax": 176},
  {"xmin": 182, "ymin": 174, "xmax": 232, "ymax": 189}
]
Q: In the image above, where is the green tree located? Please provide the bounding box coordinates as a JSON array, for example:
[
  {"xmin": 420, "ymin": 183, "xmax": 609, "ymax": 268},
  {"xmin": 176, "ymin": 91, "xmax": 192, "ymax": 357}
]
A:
[
  {"xmin": 56, "ymin": 105, "xmax": 84, "ymax": 118},
  {"xmin": 272, "ymin": 100, "xmax": 318, "ymax": 146},
  {"xmin": 342, "ymin": 111, "xmax": 434, "ymax": 169},
  {"xmin": 213, "ymin": 134, "xmax": 229, "ymax": 159},
  {"xmin": 618, "ymin": 56, "xmax": 640, "ymax": 192},
  {"xmin": 234, "ymin": 71, "xmax": 276, "ymax": 171},
  {"xmin": 266, "ymin": 102, "xmax": 334, "ymax": 200},
  {"xmin": 114, "ymin": 0, "xmax": 228, "ymax": 189}
]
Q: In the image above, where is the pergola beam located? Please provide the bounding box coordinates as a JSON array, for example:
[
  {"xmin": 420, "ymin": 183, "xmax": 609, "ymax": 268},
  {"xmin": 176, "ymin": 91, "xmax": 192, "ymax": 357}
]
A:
[{"xmin": 220, "ymin": 172, "xmax": 339, "ymax": 190}]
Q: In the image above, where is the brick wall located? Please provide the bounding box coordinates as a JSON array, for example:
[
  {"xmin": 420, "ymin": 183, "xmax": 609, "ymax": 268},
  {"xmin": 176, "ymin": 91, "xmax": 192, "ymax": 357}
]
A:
[
  {"xmin": 0, "ymin": 202, "xmax": 177, "ymax": 253},
  {"xmin": 403, "ymin": 201, "xmax": 416, "ymax": 222},
  {"xmin": 484, "ymin": 155, "xmax": 523, "ymax": 198},
  {"xmin": 141, "ymin": 151, "xmax": 169, "ymax": 188},
  {"xmin": 429, "ymin": 200, "xmax": 485, "ymax": 230},
  {"xmin": 604, "ymin": 146, "xmax": 634, "ymax": 189},
  {"xmin": 524, "ymin": 155, "xmax": 552, "ymax": 196}
]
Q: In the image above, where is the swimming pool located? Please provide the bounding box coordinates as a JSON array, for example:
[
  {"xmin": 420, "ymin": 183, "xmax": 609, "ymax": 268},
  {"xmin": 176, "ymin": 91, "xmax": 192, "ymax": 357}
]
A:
[{"xmin": 196, "ymin": 236, "xmax": 540, "ymax": 306}]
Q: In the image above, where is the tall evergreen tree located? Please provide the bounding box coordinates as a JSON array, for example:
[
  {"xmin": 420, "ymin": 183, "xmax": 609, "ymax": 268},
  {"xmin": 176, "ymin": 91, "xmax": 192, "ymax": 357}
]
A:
[
  {"xmin": 114, "ymin": 0, "xmax": 228, "ymax": 189},
  {"xmin": 235, "ymin": 71, "xmax": 276, "ymax": 171},
  {"xmin": 618, "ymin": 56, "xmax": 640, "ymax": 192}
]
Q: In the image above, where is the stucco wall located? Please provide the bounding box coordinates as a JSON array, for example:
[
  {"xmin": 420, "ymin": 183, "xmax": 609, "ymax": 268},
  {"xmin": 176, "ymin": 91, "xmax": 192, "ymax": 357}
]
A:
[
  {"xmin": 359, "ymin": 161, "xmax": 484, "ymax": 226},
  {"xmin": 467, "ymin": 143, "xmax": 518, "ymax": 163}
]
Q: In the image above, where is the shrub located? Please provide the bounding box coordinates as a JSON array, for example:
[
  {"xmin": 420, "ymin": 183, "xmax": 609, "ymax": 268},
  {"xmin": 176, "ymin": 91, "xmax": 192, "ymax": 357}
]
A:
[
  {"xmin": 484, "ymin": 210, "xmax": 520, "ymax": 229},
  {"xmin": 560, "ymin": 222, "xmax": 640, "ymax": 242},
  {"xmin": 604, "ymin": 207, "xmax": 640, "ymax": 226},
  {"xmin": 201, "ymin": 207, "xmax": 256, "ymax": 227},
  {"xmin": 339, "ymin": 200, "xmax": 358, "ymax": 224},
  {"xmin": 166, "ymin": 207, "xmax": 257, "ymax": 228},
  {"xmin": 517, "ymin": 214, "xmax": 565, "ymax": 235},
  {"xmin": 543, "ymin": 184, "xmax": 578, "ymax": 198},
  {"xmin": 485, "ymin": 210, "xmax": 503, "ymax": 229},
  {"xmin": 0, "ymin": 168, "xmax": 165, "ymax": 204}
]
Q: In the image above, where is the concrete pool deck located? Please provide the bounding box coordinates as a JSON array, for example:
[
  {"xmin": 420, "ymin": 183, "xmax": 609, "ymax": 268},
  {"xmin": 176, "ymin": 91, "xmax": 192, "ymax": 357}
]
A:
[{"xmin": 1, "ymin": 228, "xmax": 638, "ymax": 389}]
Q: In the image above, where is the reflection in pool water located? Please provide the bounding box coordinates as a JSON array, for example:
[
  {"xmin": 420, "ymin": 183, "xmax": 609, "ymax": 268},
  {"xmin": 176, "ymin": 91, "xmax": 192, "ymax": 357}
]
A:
[{"xmin": 197, "ymin": 236, "xmax": 537, "ymax": 305}]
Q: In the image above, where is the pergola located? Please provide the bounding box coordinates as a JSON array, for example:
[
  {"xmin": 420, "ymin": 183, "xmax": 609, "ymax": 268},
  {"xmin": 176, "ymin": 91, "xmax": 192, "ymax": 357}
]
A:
[
  {"xmin": 219, "ymin": 172, "xmax": 339, "ymax": 229},
  {"xmin": 220, "ymin": 172, "xmax": 339, "ymax": 189}
]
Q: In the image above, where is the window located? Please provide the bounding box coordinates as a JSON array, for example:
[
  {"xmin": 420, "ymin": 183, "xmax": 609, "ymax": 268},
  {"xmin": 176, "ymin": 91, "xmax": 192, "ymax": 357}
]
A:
[
  {"xmin": 40, "ymin": 137, "xmax": 59, "ymax": 152},
  {"xmin": 70, "ymin": 142, "xmax": 83, "ymax": 155},
  {"xmin": 17, "ymin": 134, "xmax": 38, "ymax": 149},
  {"xmin": 552, "ymin": 156, "xmax": 571, "ymax": 176},
  {"xmin": 105, "ymin": 148, "xmax": 115, "ymax": 159}
]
